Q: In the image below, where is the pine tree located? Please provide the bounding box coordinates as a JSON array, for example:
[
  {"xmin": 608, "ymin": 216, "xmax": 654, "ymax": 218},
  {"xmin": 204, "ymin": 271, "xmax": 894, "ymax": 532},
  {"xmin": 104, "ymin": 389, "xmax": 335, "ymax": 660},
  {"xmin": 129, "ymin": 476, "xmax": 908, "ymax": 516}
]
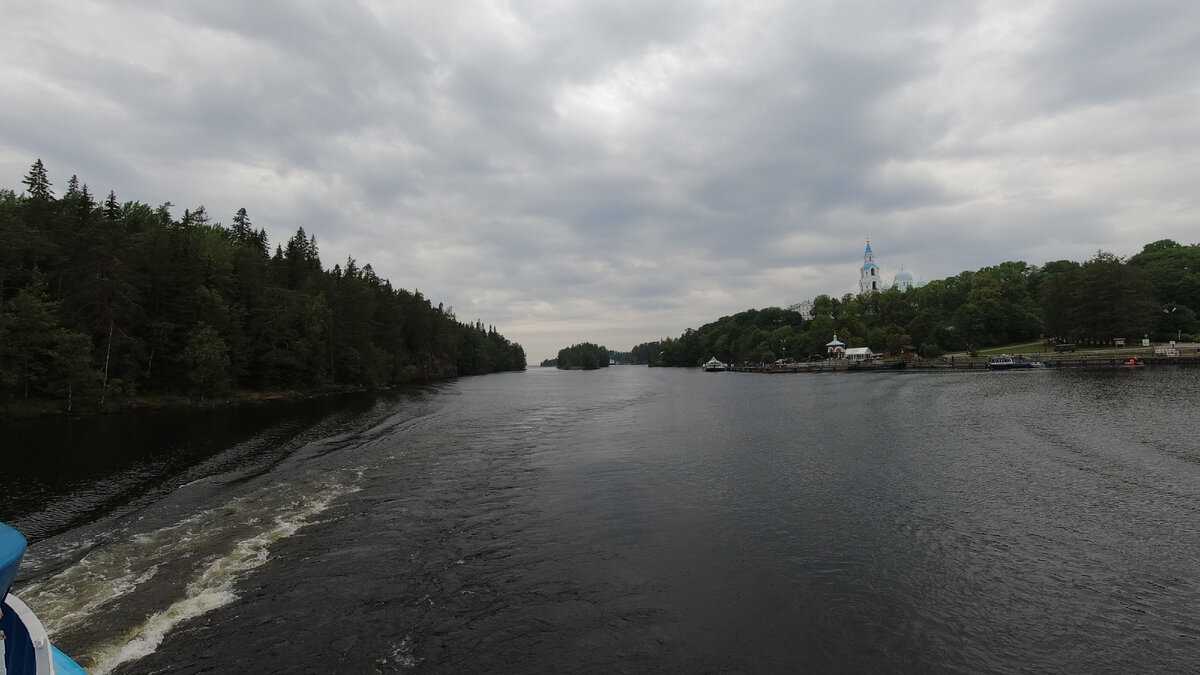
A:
[
  {"xmin": 231, "ymin": 207, "xmax": 252, "ymax": 243},
  {"xmin": 155, "ymin": 201, "xmax": 174, "ymax": 227},
  {"xmin": 19, "ymin": 160, "xmax": 57, "ymax": 235},
  {"xmin": 104, "ymin": 191, "xmax": 121, "ymax": 221},
  {"xmin": 21, "ymin": 159, "xmax": 53, "ymax": 200},
  {"xmin": 0, "ymin": 272, "xmax": 96, "ymax": 400}
]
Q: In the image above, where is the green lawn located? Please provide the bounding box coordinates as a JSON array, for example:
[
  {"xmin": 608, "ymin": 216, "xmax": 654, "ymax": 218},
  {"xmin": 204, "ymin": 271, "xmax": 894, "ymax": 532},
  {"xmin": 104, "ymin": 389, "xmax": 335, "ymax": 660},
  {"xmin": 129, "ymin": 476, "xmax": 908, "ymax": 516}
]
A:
[
  {"xmin": 964, "ymin": 341, "xmax": 1167, "ymax": 358},
  {"xmin": 975, "ymin": 341, "xmax": 1198, "ymax": 358},
  {"xmin": 977, "ymin": 341, "xmax": 1047, "ymax": 356}
]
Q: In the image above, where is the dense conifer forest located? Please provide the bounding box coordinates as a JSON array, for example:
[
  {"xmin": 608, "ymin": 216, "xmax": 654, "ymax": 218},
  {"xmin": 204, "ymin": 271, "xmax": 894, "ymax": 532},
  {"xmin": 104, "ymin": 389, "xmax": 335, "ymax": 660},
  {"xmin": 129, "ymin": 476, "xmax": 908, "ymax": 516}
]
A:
[
  {"xmin": 639, "ymin": 241, "xmax": 1200, "ymax": 367},
  {"xmin": 0, "ymin": 160, "xmax": 525, "ymax": 412}
]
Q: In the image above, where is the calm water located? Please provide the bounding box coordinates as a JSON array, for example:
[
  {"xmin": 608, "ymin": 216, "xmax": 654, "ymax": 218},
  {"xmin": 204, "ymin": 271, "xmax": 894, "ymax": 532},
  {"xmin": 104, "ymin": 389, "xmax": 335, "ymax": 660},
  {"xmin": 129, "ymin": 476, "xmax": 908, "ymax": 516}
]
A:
[{"xmin": 4, "ymin": 366, "xmax": 1199, "ymax": 673}]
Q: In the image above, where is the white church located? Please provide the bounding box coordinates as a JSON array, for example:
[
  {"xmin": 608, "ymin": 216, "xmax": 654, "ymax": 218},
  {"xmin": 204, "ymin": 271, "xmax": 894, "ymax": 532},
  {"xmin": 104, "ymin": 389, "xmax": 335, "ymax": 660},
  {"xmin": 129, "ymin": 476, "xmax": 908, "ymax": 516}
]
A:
[
  {"xmin": 787, "ymin": 239, "xmax": 925, "ymax": 319},
  {"xmin": 858, "ymin": 239, "xmax": 923, "ymax": 294}
]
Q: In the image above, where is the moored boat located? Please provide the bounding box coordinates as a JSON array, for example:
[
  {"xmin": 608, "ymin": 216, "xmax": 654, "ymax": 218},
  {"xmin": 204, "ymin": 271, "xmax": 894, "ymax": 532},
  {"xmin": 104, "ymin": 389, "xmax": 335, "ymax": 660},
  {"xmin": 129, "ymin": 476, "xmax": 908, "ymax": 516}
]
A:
[
  {"xmin": 2, "ymin": 523, "xmax": 88, "ymax": 675},
  {"xmin": 986, "ymin": 355, "xmax": 1044, "ymax": 370},
  {"xmin": 703, "ymin": 357, "xmax": 728, "ymax": 372}
]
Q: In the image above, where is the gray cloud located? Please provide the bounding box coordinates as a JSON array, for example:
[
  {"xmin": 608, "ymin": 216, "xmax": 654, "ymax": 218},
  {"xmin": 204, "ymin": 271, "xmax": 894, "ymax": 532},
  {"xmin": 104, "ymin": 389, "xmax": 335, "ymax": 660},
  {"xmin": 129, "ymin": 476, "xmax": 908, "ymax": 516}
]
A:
[{"xmin": 2, "ymin": 1, "xmax": 1197, "ymax": 362}]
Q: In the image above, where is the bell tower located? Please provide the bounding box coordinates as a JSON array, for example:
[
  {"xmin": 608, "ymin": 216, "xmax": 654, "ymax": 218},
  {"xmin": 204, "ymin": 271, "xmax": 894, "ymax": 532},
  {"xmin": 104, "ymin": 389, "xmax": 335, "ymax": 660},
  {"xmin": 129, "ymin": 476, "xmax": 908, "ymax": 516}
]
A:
[{"xmin": 859, "ymin": 239, "xmax": 880, "ymax": 294}]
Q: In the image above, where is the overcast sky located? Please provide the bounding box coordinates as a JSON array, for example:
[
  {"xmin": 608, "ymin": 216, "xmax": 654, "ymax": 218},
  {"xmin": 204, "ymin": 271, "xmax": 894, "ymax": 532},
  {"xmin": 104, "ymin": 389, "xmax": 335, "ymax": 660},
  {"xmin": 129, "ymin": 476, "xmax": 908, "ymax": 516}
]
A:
[{"xmin": 3, "ymin": 1, "xmax": 1198, "ymax": 362}]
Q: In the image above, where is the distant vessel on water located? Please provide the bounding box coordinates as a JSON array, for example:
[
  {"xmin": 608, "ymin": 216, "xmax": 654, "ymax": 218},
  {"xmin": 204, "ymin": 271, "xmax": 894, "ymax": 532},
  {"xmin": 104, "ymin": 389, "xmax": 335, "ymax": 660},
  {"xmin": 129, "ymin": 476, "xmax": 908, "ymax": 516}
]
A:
[{"xmin": 703, "ymin": 357, "xmax": 728, "ymax": 372}]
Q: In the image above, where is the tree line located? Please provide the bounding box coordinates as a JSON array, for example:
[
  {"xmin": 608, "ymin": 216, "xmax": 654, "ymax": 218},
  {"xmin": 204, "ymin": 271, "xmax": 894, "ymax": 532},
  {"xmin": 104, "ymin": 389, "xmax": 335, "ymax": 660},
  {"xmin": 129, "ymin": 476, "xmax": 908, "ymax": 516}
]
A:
[
  {"xmin": 638, "ymin": 241, "xmax": 1200, "ymax": 367},
  {"xmin": 0, "ymin": 160, "xmax": 525, "ymax": 410}
]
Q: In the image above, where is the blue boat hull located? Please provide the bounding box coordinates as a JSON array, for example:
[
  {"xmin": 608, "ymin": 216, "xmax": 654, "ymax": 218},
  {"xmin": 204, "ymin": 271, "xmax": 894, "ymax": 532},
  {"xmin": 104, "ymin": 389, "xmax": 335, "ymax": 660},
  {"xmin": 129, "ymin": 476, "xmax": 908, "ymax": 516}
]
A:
[{"xmin": 3, "ymin": 522, "xmax": 89, "ymax": 674}]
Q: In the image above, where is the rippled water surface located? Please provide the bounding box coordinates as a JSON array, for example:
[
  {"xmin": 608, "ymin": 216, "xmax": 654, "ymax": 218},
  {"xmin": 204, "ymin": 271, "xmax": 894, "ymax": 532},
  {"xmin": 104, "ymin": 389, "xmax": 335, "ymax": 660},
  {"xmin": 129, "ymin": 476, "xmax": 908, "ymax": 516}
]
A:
[{"xmin": 5, "ymin": 366, "xmax": 1199, "ymax": 673}]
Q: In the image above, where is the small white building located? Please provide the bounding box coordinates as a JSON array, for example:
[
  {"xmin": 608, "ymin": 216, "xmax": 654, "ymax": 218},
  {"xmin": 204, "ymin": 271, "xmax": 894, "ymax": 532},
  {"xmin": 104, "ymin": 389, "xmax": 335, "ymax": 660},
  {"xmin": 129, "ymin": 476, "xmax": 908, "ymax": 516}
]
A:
[{"xmin": 844, "ymin": 347, "xmax": 879, "ymax": 362}]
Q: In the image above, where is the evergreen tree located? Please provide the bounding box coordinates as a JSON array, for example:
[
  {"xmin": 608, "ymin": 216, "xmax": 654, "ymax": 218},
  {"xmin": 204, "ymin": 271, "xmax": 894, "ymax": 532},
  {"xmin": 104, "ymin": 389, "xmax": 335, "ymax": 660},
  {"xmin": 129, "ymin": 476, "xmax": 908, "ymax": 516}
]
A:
[
  {"xmin": 230, "ymin": 207, "xmax": 252, "ymax": 243},
  {"xmin": 0, "ymin": 272, "xmax": 97, "ymax": 401},
  {"xmin": 21, "ymin": 159, "xmax": 53, "ymax": 200},
  {"xmin": 181, "ymin": 321, "xmax": 231, "ymax": 398},
  {"xmin": 19, "ymin": 160, "xmax": 57, "ymax": 239},
  {"xmin": 104, "ymin": 191, "xmax": 121, "ymax": 221},
  {"xmin": 0, "ymin": 188, "xmax": 51, "ymax": 312},
  {"xmin": 0, "ymin": 272, "xmax": 61, "ymax": 398}
]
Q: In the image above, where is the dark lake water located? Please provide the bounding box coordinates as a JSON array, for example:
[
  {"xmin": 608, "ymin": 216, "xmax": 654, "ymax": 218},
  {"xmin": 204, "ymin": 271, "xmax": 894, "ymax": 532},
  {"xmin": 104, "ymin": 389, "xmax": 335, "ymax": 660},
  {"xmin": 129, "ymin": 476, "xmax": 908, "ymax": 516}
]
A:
[{"xmin": 4, "ymin": 366, "xmax": 1199, "ymax": 673}]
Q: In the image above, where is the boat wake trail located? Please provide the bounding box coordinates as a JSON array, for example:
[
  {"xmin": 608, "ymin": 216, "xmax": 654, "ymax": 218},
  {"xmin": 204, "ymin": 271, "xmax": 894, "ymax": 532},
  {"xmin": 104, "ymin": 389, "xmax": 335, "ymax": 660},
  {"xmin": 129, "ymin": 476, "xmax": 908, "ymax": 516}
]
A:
[{"xmin": 23, "ymin": 476, "xmax": 359, "ymax": 675}]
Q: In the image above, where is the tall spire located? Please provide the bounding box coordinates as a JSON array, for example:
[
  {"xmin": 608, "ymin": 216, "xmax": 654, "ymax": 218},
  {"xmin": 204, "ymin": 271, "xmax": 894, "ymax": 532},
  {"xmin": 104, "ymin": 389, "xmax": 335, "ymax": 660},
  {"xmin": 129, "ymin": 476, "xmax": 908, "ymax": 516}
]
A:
[{"xmin": 859, "ymin": 238, "xmax": 880, "ymax": 294}]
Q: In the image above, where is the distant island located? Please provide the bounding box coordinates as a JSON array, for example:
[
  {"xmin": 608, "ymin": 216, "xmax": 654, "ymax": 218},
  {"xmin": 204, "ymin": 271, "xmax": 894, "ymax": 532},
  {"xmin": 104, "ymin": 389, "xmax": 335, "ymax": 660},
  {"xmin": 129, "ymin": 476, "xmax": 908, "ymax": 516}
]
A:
[
  {"xmin": 634, "ymin": 240, "xmax": 1199, "ymax": 368},
  {"xmin": 543, "ymin": 346, "xmax": 636, "ymax": 368},
  {"xmin": 551, "ymin": 343, "xmax": 610, "ymax": 370},
  {"xmin": 0, "ymin": 160, "xmax": 525, "ymax": 417}
]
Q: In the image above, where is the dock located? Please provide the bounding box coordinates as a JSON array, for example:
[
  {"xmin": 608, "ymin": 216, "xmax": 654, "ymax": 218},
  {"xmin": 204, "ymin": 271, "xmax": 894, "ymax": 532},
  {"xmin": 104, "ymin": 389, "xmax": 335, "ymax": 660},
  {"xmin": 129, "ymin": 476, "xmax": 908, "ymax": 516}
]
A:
[{"xmin": 726, "ymin": 353, "xmax": 1199, "ymax": 373}]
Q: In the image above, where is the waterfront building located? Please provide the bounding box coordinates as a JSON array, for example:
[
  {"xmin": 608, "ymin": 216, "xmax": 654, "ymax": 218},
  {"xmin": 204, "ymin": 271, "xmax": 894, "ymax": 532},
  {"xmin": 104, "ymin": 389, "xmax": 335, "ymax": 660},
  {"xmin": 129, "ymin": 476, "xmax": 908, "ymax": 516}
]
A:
[{"xmin": 844, "ymin": 347, "xmax": 878, "ymax": 362}]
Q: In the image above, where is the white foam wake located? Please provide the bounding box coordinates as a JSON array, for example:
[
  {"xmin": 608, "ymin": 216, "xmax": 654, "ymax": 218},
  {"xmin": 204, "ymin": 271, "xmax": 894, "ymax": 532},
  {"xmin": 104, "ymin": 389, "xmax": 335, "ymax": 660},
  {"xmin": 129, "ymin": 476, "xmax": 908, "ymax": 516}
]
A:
[{"xmin": 81, "ymin": 484, "xmax": 355, "ymax": 674}]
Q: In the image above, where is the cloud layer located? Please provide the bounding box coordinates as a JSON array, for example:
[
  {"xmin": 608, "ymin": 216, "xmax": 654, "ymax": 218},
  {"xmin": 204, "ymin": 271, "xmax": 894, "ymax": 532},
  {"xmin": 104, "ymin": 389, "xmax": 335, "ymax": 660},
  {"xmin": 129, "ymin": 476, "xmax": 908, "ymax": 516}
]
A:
[{"xmin": 4, "ymin": 1, "xmax": 1198, "ymax": 361}]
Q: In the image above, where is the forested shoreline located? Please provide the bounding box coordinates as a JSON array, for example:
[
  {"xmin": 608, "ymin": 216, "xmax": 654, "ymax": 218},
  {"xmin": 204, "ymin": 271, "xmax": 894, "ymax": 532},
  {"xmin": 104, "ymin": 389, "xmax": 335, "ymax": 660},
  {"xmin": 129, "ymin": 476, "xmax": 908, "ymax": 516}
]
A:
[
  {"xmin": 0, "ymin": 160, "xmax": 525, "ymax": 415},
  {"xmin": 639, "ymin": 240, "xmax": 1200, "ymax": 367}
]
